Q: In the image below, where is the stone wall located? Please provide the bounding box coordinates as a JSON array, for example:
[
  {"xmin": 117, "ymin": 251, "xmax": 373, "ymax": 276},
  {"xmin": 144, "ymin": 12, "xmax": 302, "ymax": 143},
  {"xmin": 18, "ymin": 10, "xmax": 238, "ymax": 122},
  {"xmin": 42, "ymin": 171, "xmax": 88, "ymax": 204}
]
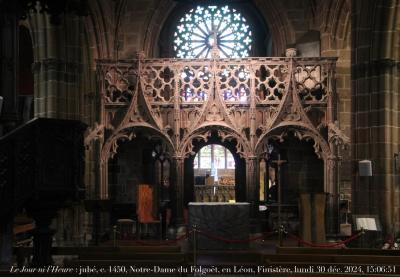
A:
[
  {"xmin": 352, "ymin": 0, "xmax": 400, "ymax": 233},
  {"xmin": 318, "ymin": 0, "xmax": 352, "ymax": 200}
]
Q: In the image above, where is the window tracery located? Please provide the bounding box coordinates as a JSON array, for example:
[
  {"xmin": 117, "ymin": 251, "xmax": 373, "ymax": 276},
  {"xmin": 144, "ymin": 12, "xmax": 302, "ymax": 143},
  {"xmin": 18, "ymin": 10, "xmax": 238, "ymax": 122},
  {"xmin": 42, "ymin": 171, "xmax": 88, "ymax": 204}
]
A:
[
  {"xmin": 174, "ymin": 5, "xmax": 252, "ymax": 59},
  {"xmin": 194, "ymin": 144, "xmax": 235, "ymax": 169}
]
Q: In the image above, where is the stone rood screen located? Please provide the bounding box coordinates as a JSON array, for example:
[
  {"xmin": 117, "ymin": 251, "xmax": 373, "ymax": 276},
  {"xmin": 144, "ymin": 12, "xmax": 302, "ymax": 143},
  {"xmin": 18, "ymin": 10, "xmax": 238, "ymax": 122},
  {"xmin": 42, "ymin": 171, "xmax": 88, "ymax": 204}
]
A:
[
  {"xmin": 90, "ymin": 53, "xmax": 349, "ymax": 227},
  {"xmin": 95, "ymin": 54, "xmax": 344, "ymax": 160}
]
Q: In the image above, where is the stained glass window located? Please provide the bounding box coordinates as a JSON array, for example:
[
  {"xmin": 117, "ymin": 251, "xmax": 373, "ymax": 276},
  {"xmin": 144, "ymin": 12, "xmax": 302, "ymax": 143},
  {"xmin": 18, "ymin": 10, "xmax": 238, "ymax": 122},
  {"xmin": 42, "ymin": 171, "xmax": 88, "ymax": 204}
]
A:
[
  {"xmin": 196, "ymin": 144, "xmax": 235, "ymax": 169},
  {"xmin": 174, "ymin": 5, "xmax": 252, "ymax": 58}
]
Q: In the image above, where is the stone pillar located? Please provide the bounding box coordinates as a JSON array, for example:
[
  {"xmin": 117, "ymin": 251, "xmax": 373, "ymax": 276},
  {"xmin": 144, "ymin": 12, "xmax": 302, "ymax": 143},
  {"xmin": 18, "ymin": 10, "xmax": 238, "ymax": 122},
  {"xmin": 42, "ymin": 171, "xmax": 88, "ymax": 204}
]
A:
[
  {"xmin": 172, "ymin": 156, "xmax": 184, "ymax": 225},
  {"xmin": 325, "ymin": 155, "xmax": 339, "ymax": 235},
  {"xmin": 352, "ymin": 0, "xmax": 400, "ymax": 234},
  {"xmin": 32, "ymin": 58, "xmax": 81, "ymax": 119},
  {"xmin": 27, "ymin": 12, "xmax": 83, "ymax": 120},
  {"xmin": 99, "ymin": 159, "xmax": 108, "ymax": 199},
  {"xmin": 245, "ymin": 156, "xmax": 258, "ymax": 218},
  {"xmin": 0, "ymin": 6, "xmax": 19, "ymax": 134}
]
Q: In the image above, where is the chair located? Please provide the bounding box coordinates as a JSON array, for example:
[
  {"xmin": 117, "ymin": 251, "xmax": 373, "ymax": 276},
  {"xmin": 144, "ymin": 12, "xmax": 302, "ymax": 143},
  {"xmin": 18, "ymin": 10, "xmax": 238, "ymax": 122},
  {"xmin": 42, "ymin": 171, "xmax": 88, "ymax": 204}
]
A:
[{"xmin": 137, "ymin": 184, "xmax": 161, "ymax": 239}]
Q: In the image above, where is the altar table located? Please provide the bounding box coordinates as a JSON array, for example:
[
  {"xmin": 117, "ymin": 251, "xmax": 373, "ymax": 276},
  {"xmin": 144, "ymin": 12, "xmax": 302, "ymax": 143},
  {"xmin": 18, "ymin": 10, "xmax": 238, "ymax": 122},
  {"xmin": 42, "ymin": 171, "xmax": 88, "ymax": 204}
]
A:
[{"xmin": 188, "ymin": 202, "xmax": 250, "ymax": 250}]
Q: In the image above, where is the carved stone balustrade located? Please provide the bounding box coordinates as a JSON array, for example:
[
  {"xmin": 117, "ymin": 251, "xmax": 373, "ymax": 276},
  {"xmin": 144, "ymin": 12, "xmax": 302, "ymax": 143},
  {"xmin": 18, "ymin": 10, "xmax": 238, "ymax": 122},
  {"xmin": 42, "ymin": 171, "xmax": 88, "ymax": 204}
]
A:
[{"xmin": 96, "ymin": 57, "xmax": 337, "ymax": 142}]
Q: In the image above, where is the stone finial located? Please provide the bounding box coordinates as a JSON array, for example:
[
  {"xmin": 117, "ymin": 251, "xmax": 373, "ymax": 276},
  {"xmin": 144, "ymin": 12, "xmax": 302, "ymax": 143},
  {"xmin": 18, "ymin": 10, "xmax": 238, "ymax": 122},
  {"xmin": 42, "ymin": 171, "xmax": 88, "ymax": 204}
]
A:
[{"xmin": 285, "ymin": 48, "xmax": 297, "ymax": 57}]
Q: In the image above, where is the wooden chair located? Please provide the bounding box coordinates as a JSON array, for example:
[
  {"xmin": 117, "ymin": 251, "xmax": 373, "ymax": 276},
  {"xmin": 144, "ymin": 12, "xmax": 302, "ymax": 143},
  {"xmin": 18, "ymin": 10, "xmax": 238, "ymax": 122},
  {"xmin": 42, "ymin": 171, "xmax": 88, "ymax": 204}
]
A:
[{"xmin": 137, "ymin": 184, "xmax": 161, "ymax": 239}]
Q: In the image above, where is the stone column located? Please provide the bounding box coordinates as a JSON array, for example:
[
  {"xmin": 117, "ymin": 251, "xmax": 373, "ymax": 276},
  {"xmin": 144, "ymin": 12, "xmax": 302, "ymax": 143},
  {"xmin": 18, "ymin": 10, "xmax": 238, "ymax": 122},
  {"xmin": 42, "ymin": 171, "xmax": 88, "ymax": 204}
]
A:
[
  {"xmin": 325, "ymin": 155, "xmax": 339, "ymax": 235},
  {"xmin": 99, "ymin": 159, "xmax": 108, "ymax": 199},
  {"xmin": 352, "ymin": 0, "xmax": 400, "ymax": 234},
  {"xmin": 0, "ymin": 6, "xmax": 19, "ymax": 134},
  {"xmin": 27, "ymin": 12, "xmax": 83, "ymax": 120},
  {"xmin": 245, "ymin": 156, "xmax": 258, "ymax": 218},
  {"xmin": 172, "ymin": 156, "xmax": 184, "ymax": 225}
]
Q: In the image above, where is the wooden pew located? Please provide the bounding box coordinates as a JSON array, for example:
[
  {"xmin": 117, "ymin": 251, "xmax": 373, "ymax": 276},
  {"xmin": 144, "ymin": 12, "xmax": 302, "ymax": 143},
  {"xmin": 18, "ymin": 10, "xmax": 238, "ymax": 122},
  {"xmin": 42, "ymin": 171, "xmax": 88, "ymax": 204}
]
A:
[
  {"xmin": 185, "ymin": 250, "xmax": 263, "ymax": 265},
  {"xmin": 276, "ymin": 246, "xmax": 400, "ymax": 256},
  {"xmin": 14, "ymin": 245, "xmax": 181, "ymax": 256},
  {"xmin": 264, "ymin": 253, "xmax": 400, "ymax": 265},
  {"xmin": 13, "ymin": 245, "xmax": 182, "ymax": 268},
  {"xmin": 77, "ymin": 252, "xmax": 184, "ymax": 261}
]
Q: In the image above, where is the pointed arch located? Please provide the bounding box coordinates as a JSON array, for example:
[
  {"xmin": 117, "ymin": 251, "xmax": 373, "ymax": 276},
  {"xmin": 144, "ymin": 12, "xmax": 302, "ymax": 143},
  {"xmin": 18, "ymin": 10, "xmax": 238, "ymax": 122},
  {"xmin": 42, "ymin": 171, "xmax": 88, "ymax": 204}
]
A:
[
  {"xmin": 317, "ymin": 0, "xmax": 351, "ymax": 49},
  {"xmin": 101, "ymin": 123, "xmax": 175, "ymax": 163},
  {"xmin": 179, "ymin": 123, "xmax": 252, "ymax": 159},
  {"xmin": 255, "ymin": 123, "xmax": 331, "ymax": 160},
  {"xmin": 254, "ymin": 0, "xmax": 295, "ymax": 55},
  {"xmin": 99, "ymin": 123, "xmax": 175, "ymax": 199}
]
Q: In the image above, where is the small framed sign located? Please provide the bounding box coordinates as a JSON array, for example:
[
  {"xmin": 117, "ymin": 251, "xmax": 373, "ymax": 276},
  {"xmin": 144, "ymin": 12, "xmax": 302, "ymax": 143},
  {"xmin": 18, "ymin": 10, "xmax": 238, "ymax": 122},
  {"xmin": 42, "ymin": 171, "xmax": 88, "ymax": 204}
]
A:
[{"xmin": 352, "ymin": 214, "xmax": 381, "ymax": 231}]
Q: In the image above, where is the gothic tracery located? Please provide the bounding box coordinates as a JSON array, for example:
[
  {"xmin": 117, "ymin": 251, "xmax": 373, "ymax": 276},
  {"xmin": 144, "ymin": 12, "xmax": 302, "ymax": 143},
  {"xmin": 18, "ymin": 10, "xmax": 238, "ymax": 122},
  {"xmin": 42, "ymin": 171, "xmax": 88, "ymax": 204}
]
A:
[{"xmin": 92, "ymin": 52, "xmax": 349, "ymax": 203}]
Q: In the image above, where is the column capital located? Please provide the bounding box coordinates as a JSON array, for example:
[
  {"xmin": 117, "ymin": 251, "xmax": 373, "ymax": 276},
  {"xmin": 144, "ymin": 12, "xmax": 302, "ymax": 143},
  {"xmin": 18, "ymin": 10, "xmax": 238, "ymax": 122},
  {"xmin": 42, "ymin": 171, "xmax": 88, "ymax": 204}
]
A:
[
  {"xmin": 246, "ymin": 155, "xmax": 258, "ymax": 161},
  {"xmin": 172, "ymin": 155, "xmax": 184, "ymax": 161},
  {"xmin": 327, "ymin": 154, "xmax": 338, "ymax": 161}
]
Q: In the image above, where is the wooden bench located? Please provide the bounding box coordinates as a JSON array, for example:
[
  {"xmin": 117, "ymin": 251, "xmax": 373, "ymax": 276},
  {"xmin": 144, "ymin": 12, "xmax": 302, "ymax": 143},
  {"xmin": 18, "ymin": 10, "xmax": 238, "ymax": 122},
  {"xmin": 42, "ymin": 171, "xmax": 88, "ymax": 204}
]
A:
[
  {"xmin": 13, "ymin": 245, "xmax": 180, "ymax": 256},
  {"xmin": 13, "ymin": 245, "xmax": 182, "ymax": 268},
  {"xmin": 65, "ymin": 258, "xmax": 186, "ymax": 266},
  {"xmin": 77, "ymin": 252, "xmax": 184, "ymax": 261},
  {"xmin": 277, "ymin": 246, "xmax": 400, "ymax": 256},
  {"xmin": 264, "ymin": 254, "xmax": 400, "ymax": 265}
]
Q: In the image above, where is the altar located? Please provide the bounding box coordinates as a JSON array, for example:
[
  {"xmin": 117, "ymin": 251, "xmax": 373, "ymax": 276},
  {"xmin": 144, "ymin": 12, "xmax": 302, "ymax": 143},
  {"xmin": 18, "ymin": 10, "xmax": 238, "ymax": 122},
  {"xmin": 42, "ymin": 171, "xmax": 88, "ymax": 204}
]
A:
[{"xmin": 188, "ymin": 202, "xmax": 250, "ymax": 250}]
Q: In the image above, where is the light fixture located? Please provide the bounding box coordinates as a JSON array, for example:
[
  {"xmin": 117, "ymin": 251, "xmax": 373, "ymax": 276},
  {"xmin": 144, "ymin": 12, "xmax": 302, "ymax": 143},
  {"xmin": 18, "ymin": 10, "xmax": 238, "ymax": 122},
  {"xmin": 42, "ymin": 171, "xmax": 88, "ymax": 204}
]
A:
[
  {"xmin": 358, "ymin": 160, "xmax": 372, "ymax": 176},
  {"xmin": 394, "ymin": 152, "xmax": 400, "ymax": 173}
]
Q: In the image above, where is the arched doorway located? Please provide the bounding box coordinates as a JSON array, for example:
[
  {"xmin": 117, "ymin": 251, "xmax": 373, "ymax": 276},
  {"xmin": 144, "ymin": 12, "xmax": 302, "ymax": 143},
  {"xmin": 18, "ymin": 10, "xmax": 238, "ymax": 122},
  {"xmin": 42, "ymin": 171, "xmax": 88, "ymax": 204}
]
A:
[
  {"xmin": 192, "ymin": 144, "xmax": 236, "ymax": 202},
  {"xmin": 107, "ymin": 130, "xmax": 174, "ymax": 229},
  {"xmin": 258, "ymin": 130, "xmax": 324, "ymax": 233},
  {"xmin": 182, "ymin": 129, "xmax": 247, "ymax": 208}
]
